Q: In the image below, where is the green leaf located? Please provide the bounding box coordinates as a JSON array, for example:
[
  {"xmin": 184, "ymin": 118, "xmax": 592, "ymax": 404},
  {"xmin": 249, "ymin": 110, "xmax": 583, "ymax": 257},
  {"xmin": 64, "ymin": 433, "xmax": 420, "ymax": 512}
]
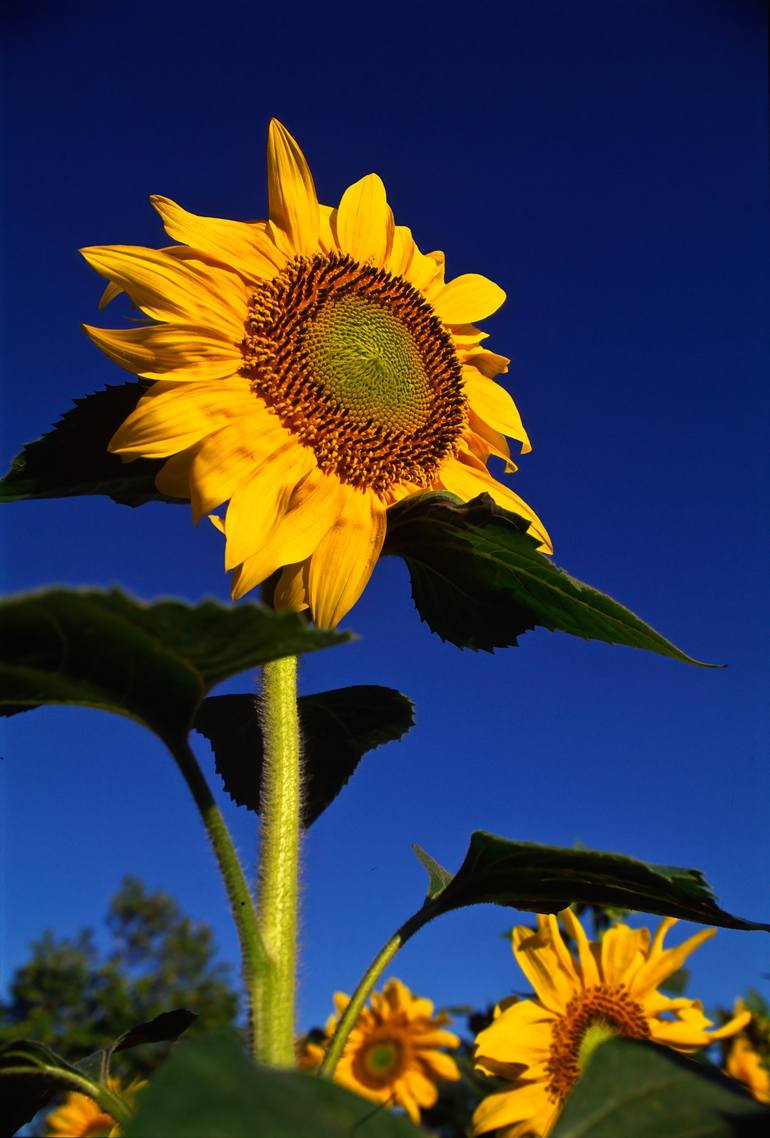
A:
[
  {"xmin": 195, "ymin": 686, "xmax": 414, "ymax": 827},
  {"xmin": 384, "ymin": 491, "xmax": 712, "ymax": 662},
  {"xmin": 0, "ymin": 384, "xmax": 167, "ymax": 506},
  {"xmin": 0, "ymin": 589, "xmax": 348, "ymax": 750},
  {"xmin": 551, "ymin": 1038, "xmax": 770, "ymax": 1137},
  {"xmin": 404, "ymin": 833, "xmax": 770, "ymax": 936},
  {"xmin": 0, "ymin": 1039, "xmax": 84, "ymax": 1138},
  {"xmin": 125, "ymin": 1031, "xmax": 425, "ymax": 1137},
  {"xmin": 77, "ymin": 1009, "xmax": 199, "ymax": 1084},
  {"xmin": 412, "ymin": 844, "xmax": 452, "ymax": 899}
]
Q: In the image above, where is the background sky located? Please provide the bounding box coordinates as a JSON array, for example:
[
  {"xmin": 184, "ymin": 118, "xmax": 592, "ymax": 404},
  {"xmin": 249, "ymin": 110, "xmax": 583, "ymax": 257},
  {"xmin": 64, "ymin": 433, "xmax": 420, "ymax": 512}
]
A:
[{"xmin": 1, "ymin": 0, "xmax": 768, "ymax": 1042}]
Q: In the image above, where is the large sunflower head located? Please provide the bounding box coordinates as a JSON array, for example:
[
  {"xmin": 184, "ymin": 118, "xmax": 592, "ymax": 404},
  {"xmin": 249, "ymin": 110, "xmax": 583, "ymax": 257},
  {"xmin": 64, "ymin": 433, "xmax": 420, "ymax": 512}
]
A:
[
  {"xmin": 471, "ymin": 910, "xmax": 751, "ymax": 1138},
  {"xmin": 46, "ymin": 1077, "xmax": 145, "ymax": 1138},
  {"xmin": 302, "ymin": 977, "xmax": 460, "ymax": 1123},
  {"xmin": 82, "ymin": 119, "xmax": 551, "ymax": 627}
]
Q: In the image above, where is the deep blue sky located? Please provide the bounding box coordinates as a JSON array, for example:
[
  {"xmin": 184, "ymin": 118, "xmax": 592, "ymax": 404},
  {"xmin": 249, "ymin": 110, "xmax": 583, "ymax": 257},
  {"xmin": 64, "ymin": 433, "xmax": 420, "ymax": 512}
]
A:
[{"xmin": 1, "ymin": 0, "xmax": 768, "ymax": 1039}]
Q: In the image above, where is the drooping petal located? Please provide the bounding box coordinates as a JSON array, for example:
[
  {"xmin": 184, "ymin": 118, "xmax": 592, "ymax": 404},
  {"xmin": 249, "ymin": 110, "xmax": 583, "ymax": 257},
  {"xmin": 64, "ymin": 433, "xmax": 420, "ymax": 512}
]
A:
[
  {"xmin": 336, "ymin": 173, "xmax": 394, "ymax": 266},
  {"xmin": 150, "ymin": 195, "xmax": 286, "ymax": 282},
  {"xmin": 266, "ymin": 118, "xmax": 320, "ymax": 257},
  {"xmin": 439, "ymin": 455, "xmax": 552, "ymax": 553},
  {"xmin": 109, "ymin": 379, "xmax": 255, "ymax": 458},
  {"xmin": 433, "ymin": 273, "xmax": 506, "ymax": 324},
  {"xmin": 83, "ymin": 323, "xmax": 242, "ymax": 382},
  {"xmin": 81, "ymin": 245, "xmax": 247, "ymax": 334},
  {"xmin": 155, "ymin": 446, "xmax": 197, "ymax": 498},
  {"xmin": 229, "ymin": 467, "xmax": 345, "ymax": 599},
  {"xmin": 223, "ymin": 442, "xmax": 315, "ymax": 570},
  {"xmin": 630, "ymin": 925, "xmax": 716, "ymax": 999},
  {"xmin": 463, "ymin": 367, "xmax": 532, "ymax": 452},
  {"xmin": 560, "ymin": 909, "xmax": 600, "ymax": 988},
  {"xmin": 190, "ymin": 410, "xmax": 291, "ymax": 522},
  {"xmin": 273, "ymin": 561, "xmax": 309, "ymax": 613},
  {"xmin": 306, "ymin": 485, "xmax": 387, "ymax": 628},
  {"xmin": 465, "ymin": 348, "xmax": 511, "ymax": 379}
]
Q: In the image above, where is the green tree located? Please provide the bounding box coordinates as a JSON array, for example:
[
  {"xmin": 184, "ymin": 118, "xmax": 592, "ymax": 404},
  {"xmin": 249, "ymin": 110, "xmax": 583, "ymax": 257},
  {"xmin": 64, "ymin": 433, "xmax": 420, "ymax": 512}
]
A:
[{"xmin": 0, "ymin": 877, "xmax": 239, "ymax": 1078}]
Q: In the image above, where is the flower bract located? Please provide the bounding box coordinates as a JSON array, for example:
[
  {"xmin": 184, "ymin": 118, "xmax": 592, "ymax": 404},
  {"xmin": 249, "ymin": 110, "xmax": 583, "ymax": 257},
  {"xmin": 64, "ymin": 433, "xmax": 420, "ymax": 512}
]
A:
[
  {"xmin": 471, "ymin": 910, "xmax": 751, "ymax": 1138},
  {"xmin": 82, "ymin": 119, "xmax": 551, "ymax": 626},
  {"xmin": 299, "ymin": 977, "xmax": 460, "ymax": 1122}
]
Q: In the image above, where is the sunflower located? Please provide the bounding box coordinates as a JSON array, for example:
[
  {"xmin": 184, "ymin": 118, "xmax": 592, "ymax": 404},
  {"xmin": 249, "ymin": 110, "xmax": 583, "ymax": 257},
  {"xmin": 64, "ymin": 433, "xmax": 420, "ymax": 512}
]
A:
[
  {"xmin": 725, "ymin": 1026, "xmax": 770, "ymax": 1103},
  {"xmin": 47, "ymin": 1077, "xmax": 145, "ymax": 1138},
  {"xmin": 81, "ymin": 119, "xmax": 550, "ymax": 627},
  {"xmin": 471, "ymin": 910, "xmax": 751, "ymax": 1138},
  {"xmin": 300, "ymin": 978, "xmax": 460, "ymax": 1122}
]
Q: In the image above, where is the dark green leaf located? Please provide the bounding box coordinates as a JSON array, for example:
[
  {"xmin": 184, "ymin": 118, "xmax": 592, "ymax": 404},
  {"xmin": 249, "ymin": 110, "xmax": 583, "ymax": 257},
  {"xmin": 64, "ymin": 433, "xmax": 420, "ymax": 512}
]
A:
[
  {"xmin": 384, "ymin": 491, "xmax": 711, "ymax": 662},
  {"xmin": 112, "ymin": 1009, "xmax": 197, "ymax": 1054},
  {"xmin": 403, "ymin": 833, "xmax": 770, "ymax": 939},
  {"xmin": 0, "ymin": 384, "xmax": 168, "ymax": 507},
  {"xmin": 0, "ymin": 589, "xmax": 348, "ymax": 750},
  {"xmin": 551, "ymin": 1038, "xmax": 770, "ymax": 1137},
  {"xmin": 195, "ymin": 686, "xmax": 415, "ymax": 827},
  {"xmin": 125, "ymin": 1031, "xmax": 425, "ymax": 1137},
  {"xmin": 0, "ymin": 1039, "xmax": 83, "ymax": 1138},
  {"xmin": 412, "ymin": 844, "xmax": 452, "ymax": 899}
]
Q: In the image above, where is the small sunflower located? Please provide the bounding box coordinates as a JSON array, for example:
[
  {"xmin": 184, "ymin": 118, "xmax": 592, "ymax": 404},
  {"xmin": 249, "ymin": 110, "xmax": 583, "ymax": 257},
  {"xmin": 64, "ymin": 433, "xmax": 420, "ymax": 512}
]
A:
[
  {"xmin": 47, "ymin": 1077, "xmax": 145, "ymax": 1138},
  {"xmin": 471, "ymin": 910, "xmax": 751, "ymax": 1138},
  {"xmin": 82, "ymin": 119, "xmax": 550, "ymax": 627},
  {"xmin": 303, "ymin": 978, "xmax": 461, "ymax": 1122},
  {"xmin": 725, "ymin": 1029, "xmax": 770, "ymax": 1103}
]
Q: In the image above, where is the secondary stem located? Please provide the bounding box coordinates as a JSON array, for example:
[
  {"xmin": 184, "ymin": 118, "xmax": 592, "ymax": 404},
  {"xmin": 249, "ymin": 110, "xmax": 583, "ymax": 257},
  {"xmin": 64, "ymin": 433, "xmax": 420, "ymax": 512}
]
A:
[
  {"xmin": 319, "ymin": 908, "xmax": 425, "ymax": 1078},
  {"xmin": 172, "ymin": 738, "xmax": 268, "ymax": 1055},
  {"xmin": 255, "ymin": 654, "xmax": 302, "ymax": 1065}
]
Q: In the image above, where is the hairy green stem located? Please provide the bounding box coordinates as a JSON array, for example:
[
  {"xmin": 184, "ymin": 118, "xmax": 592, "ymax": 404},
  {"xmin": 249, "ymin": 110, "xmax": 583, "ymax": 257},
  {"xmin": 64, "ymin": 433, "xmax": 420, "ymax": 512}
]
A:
[
  {"xmin": 254, "ymin": 655, "xmax": 302, "ymax": 1065},
  {"xmin": 319, "ymin": 909, "xmax": 424, "ymax": 1078},
  {"xmin": 172, "ymin": 739, "xmax": 268, "ymax": 1055}
]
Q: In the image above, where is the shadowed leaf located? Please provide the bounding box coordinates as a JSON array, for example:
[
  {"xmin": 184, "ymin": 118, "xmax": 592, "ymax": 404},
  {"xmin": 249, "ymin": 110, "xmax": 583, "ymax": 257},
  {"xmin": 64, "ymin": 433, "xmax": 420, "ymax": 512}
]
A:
[
  {"xmin": 384, "ymin": 491, "xmax": 711, "ymax": 662},
  {"xmin": 404, "ymin": 832, "xmax": 770, "ymax": 937},
  {"xmin": 0, "ymin": 384, "xmax": 167, "ymax": 507},
  {"xmin": 195, "ymin": 686, "xmax": 415, "ymax": 827},
  {"xmin": 0, "ymin": 589, "xmax": 348, "ymax": 750},
  {"xmin": 0, "ymin": 1040, "xmax": 83, "ymax": 1138},
  {"xmin": 551, "ymin": 1038, "xmax": 770, "ymax": 1136},
  {"xmin": 125, "ymin": 1031, "xmax": 424, "ymax": 1137}
]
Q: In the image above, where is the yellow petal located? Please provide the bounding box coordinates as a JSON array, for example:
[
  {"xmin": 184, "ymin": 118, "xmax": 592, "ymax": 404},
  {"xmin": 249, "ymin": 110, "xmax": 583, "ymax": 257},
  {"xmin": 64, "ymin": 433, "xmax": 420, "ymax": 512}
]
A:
[
  {"xmin": 81, "ymin": 244, "xmax": 246, "ymax": 334},
  {"xmin": 273, "ymin": 561, "xmax": 309, "ymax": 613},
  {"xmin": 266, "ymin": 118, "xmax": 319, "ymax": 257},
  {"xmin": 439, "ymin": 455, "xmax": 552, "ymax": 554},
  {"xmin": 560, "ymin": 909, "xmax": 600, "ymax": 988},
  {"xmin": 387, "ymin": 224, "xmax": 416, "ymax": 277},
  {"xmin": 467, "ymin": 413, "xmax": 516, "ymax": 470},
  {"xmin": 230, "ymin": 467, "xmax": 345, "ymax": 599},
  {"xmin": 404, "ymin": 241, "xmax": 444, "ymax": 294},
  {"xmin": 630, "ymin": 925, "xmax": 715, "ymax": 999},
  {"xmin": 83, "ymin": 323, "xmax": 242, "ymax": 382},
  {"xmin": 465, "ymin": 348, "xmax": 511, "ymax": 379},
  {"xmin": 150, "ymin": 195, "xmax": 286, "ymax": 282},
  {"xmin": 223, "ymin": 442, "xmax": 314, "ymax": 570},
  {"xmin": 418, "ymin": 1049, "xmax": 461, "ymax": 1082},
  {"xmin": 432, "ymin": 273, "xmax": 506, "ymax": 324},
  {"xmin": 600, "ymin": 924, "xmax": 650, "ymax": 987},
  {"xmin": 401, "ymin": 1068, "xmax": 439, "ymax": 1108},
  {"xmin": 155, "ymin": 446, "xmax": 197, "ymax": 498},
  {"xmin": 470, "ymin": 1082, "xmax": 546, "ymax": 1136},
  {"xmin": 510, "ymin": 918, "xmax": 578, "ymax": 1014},
  {"xmin": 307, "ymin": 485, "xmax": 386, "ymax": 627},
  {"xmin": 109, "ymin": 379, "xmax": 255, "ymax": 458},
  {"xmin": 474, "ymin": 999, "xmax": 553, "ymax": 1066},
  {"xmin": 190, "ymin": 409, "xmax": 291, "ymax": 522},
  {"xmin": 336, "ymin": 173, "xmax": 394, "ymax": 266},
  {"xmin": 463, "ymin": 367, "xmax": 532, "ymax": 453}
]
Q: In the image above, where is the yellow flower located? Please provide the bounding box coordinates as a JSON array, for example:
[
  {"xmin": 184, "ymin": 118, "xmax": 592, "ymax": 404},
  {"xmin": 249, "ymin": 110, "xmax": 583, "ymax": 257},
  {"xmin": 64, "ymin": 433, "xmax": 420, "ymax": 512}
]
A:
[
  {"xmin": 82, "ymin": 119, "xmax": 550, "ymax": 627},
  {"xmin": 47, "ymin": 1077, "xmax": 145, "ymax": 1138},
  {"xmin": 308, "ymin": 978, "xmax": 461, "ymax": 1122},
  {"xmin": 471, "ymin": 911, "xmax": 751, "ymax": 1138},
  {"xmin": 725, "ymin": 1031, "xmax": 770, "ymax": 1103}
]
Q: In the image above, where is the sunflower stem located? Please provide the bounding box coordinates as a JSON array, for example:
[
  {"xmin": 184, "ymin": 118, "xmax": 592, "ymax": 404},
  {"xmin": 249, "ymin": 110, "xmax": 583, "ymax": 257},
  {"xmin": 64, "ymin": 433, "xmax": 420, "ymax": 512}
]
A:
[
  {"xmin": 254, "ymin": 654, "xmax": 302, "ymax": 1065},
  {"xmin": 171, "ymin": 739, "xmax": 269, "ymax": 1054},
  {"xmin": 319, "ymin": 929, "xmax": 404, "ymax": 1078}
]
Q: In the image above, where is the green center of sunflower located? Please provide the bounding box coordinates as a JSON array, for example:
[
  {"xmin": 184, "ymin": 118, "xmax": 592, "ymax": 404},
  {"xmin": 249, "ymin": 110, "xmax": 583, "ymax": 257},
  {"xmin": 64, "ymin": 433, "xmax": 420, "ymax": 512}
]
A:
[
  {"xmin": 241, "ymin": 252, "xmax": 466, "ymax": 494},
  {"xmin": 305, "ymin": 297, "xmax": 432, "ymax": 433},
  {"xmin": 364, "ymin": 1040, "xmax": 401, "ymax": 1076}
]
